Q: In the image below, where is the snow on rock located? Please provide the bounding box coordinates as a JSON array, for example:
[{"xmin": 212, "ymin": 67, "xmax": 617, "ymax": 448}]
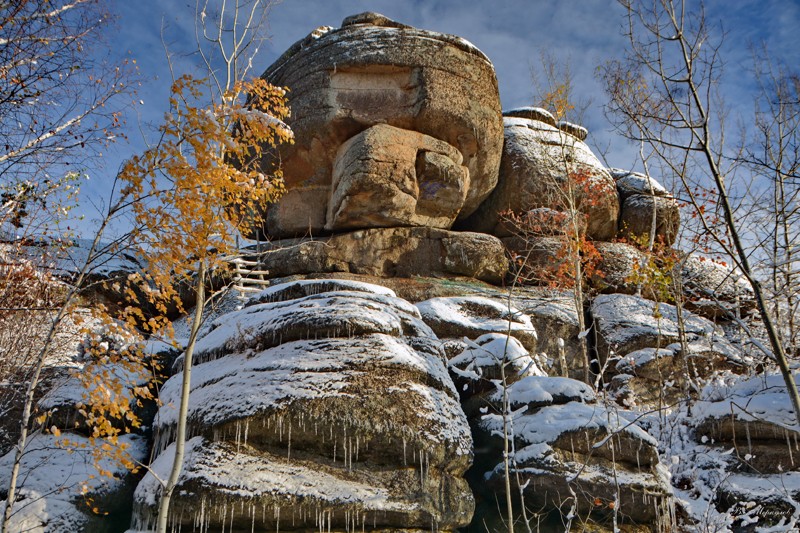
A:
[
  {"xmin": 248, "ymin": 278, "xmax": 396, "ymax": 304},
  {"xmin": 7, "ymin": 237, "xmax": 143, "ymax": 279},
  {"xmin": 680, "ymin": 253, "xmax": 756, "ymax": 319},
  {"xmin": 38, "ymin": 358, "xmax": 151, "ymax": 432},
  {"xmin": 460, "ymin": 117, "xmax": 619, "ymax": 240},
  {"xmin": 493, "ymin": 375, "xmax": 595, "ymax": 409},
  {"xmin": 0, "ymin": 433, "xmax": 147, "ymax": 533},
  {"xmin": 132, "ymin": 436, "xmax": 474, "ymax": 532},
  {"xmin": 592, "ymin": 293, "xmax": 745, "ymax": 368},
  {"xmin": 478, "ymin": 400, "xmax": 671, "ymax": 526},
  {"xmin": 692, "ymin": 373, "xmax": 800, "ymax": 474},
  {"xmin": 178, "ymin": 288, "xmax": 434, "ymax": 369},
  {"xmin": 140, "ymin": 280, "xmax": 475, "ymax": 531},
  {"xmin": 502, "ymin": 106, "xmax": 557, "ymax": 126},
  {"xmin": 557, "ymin": 120, "xmax": 588, "ymax": 141},
  {"xmin": 416, "ymin": 296, "xmax": 537, "ymax": 351},
  {"xmin": 447, "ymin": 333, "xmax": 543, "ymax": 398},
  {"xmin": 155, "ymin": 334, "xmax": 470, "ymax": 468},
  {"xmin": 613, "ymin": 171, "xmax": 670, "ymax": 200}
]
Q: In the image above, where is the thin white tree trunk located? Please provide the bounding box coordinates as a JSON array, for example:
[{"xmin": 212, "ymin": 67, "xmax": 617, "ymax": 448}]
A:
[{"xmin": 155, "ymin": 262, "xmax": 206, "ymax": 533}]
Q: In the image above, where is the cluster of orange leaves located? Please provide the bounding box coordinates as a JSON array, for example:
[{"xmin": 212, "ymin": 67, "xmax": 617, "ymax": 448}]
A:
[
  {"xmin": 119, "ymin": 75, "xmax": 293, "ymax": 312},
  {"xmin": 36, "ymin": 75, "xmax": 293, "ymax": 487}
]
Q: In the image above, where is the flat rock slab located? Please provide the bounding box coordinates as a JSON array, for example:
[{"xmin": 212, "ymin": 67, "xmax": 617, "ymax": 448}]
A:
[
  {"xmin": 255, "ymin": 227, "xmax": 509, "ymax": 284},
  {"xmin": 591, "ymin": 293, "xmax": 743, "ymax": 366}
]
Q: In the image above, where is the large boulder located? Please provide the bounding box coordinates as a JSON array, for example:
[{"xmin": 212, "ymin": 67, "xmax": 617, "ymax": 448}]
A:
[
  {"xmin": 692, "ymin": 373, "xmax": 800, "ymax": 474},
  {"xmin": 460, "ymin": 116, "xmax": 619, "ymax": 240},
  {"xmin": 327, "ymin": 124, "xmax": 469, "ymax": 231},
  {"xmin": 593, "ymin": 294, "xmax": 749, "ymax": 408},
  {"xmin": 250, "ymin": 227, "xmax": 509, "ymax": 284},
  {"xmin": 476, "ymin": 377, "xmax": 673, "ymax": 528},
  {"xmin": 619, "ymin": 194, "xmax": 680, "ymax": 247},
  {"xmin": 252, "ymin": 12, "xmax": 503, "ymax": 238},
  {"xmin": 133, "ymin": 280, "xmax": 474, "ymax": 531}
]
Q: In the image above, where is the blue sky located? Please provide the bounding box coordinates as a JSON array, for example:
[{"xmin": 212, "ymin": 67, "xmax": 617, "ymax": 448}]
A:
[{"xmin": 81, "ymin": 0, "xmax": 800, "ymax": 235}]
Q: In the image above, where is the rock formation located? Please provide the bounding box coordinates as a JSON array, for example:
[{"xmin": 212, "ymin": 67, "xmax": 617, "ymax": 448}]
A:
[
  {"xmin": 11, "ymin": 11, "xmax": 799, "ymax": 533},
  {"xmin": 251, "ymin": 11, "xmax": 503, "ymax": 240}
]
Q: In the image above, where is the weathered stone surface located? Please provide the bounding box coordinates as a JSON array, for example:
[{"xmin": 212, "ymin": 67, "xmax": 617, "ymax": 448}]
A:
[
  {"xmin": 255, "ymin": 184, "xmax": 329, "ymax": 238},
  {"xmin": 461, "ymin": 117, "xmax": 619, "ymax": 240},
  {"xmin": 558, "ymin": 120, "xmax": 588, "ymax": 141},
  {"xmin": 614, "ymin": 171, "xmax": 670, "ymax": 200},
  {"xmin": 133, "ymin": 437, "xmax": 473, "ymax": 533},
  {"xmin": 327, "ymin": 124, "xmax": 468, "ymax": 231},
  {"xmin": 502, "ymin": 235, "xmax": 568, "ymax": 284},
  {"xmin": 254, "ymin": 227, "xmax": 509, "ymax": 284},
  {"xmin": 142, "ymin": 280, "xmax": 474, "ymax": 531},
  {"xmin": 502, "ymin": 106, "xmax": 556, "ymax": 126},
  {"xmin": 592, "ymin": 241, "xmax": 649, "ymax": 295},
  {"xmin": 692, "ymin": 373, "xmax": 800, "ymax": 474},
  {"xmin": 679, "ymin": 254, "xmax": 755, "ymax": 319},
  {"xmin": 619, "ymin": 193, "xmax": 680, "ymax": 247},
  {"xmin": 253, "ymin": 12, "xmax": 503, "ymax": 238}
]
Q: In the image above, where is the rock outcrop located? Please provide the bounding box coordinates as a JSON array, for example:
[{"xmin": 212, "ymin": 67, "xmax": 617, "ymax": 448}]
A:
[
  {"xmin": 132, "ymin": 280, "xmax": 474, "ymax": 532},
  {"xmin": 460, "ymin": 115, "xmax": 619, "ymax": 241},
  {"xmin": 614, "ymin": 172, "xmax": 680, "ymax": 247},
  {"xmin": 251, "ymin": 12, "xmax": 503, "ymax": 239},
  {"xmin": 17, "ymin": 11, "xmax": 791, "ymax": 533},
  {"xmin": 251, "ymin": 227, "xmax": 509, "ymax": 284}
]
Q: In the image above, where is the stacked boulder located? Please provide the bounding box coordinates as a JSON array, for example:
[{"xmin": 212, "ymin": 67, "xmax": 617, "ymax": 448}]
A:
[
  {"xmin": 131, "ymin": 280, "xmax": 474, "ymax": 531},
  {"xmin": 252, "ymin": 11, "xmax": 502, "ymax": 240}
]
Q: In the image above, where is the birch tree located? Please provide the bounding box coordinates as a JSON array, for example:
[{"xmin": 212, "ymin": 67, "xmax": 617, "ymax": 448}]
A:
[{"xmin": 600, "ymin": 0, "xmax": 800, "ymax": 426}]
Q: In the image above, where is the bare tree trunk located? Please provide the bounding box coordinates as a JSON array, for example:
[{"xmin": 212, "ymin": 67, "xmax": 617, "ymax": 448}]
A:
[{"xmin": 155, "ymin": 262, "xmax": 206, "ymax": 533}]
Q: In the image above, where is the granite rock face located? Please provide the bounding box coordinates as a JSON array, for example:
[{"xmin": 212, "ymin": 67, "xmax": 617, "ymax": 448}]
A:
[
  {"xmin": 252, "ymin": 13, "xmax": 503, "ymax": 239},
  {"xmin": 327, "ymin": 124, "xmax": 469, "ymax": 231},
  {"xmin": 614, "ymin": 172, "xmax": 680, "ymax": 247}
]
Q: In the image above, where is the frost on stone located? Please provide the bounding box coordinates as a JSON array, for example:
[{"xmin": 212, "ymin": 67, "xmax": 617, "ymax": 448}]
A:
[
  {"xmin": 614, "ymin": 171, "xmax": 669, "ymax": 199},
  {"xmin": 155, "ymin": 333, "xmax": 470, "ymax": 465},
  {"xmin": 0, "ymin": 433, "xmax": 147, "ymax": 533},
  {"xmin": 614, "ymin": 347, "xmax": 675, "ymax": 375},
  {"xmin": 502, "ymin": 106, "xmax": 556, "ymax": 126},
  {"xmin": 177, "ymin": 289, "xmax": 433, "ymax": 369},
  {"xmin": 492, "ymin": 375, "xmax": 595, "ymax": 409},
  {"xmin": 694, "ymin": 373, "xmax": 800, "ymax": 432},
  {"xmin": 478, "ymin": 399, "xmax": 670, "ymax": 525},
  {"xmin": 592, "ymin": 293, "xmax": 745, "ymax": 366},
  {"xmin": 248, "ymin": 278, "xmax": 397, "ymax": 305},
  {"xmin": 680, "ymin": 254, "xmax": 755, "ymax": 318}
]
